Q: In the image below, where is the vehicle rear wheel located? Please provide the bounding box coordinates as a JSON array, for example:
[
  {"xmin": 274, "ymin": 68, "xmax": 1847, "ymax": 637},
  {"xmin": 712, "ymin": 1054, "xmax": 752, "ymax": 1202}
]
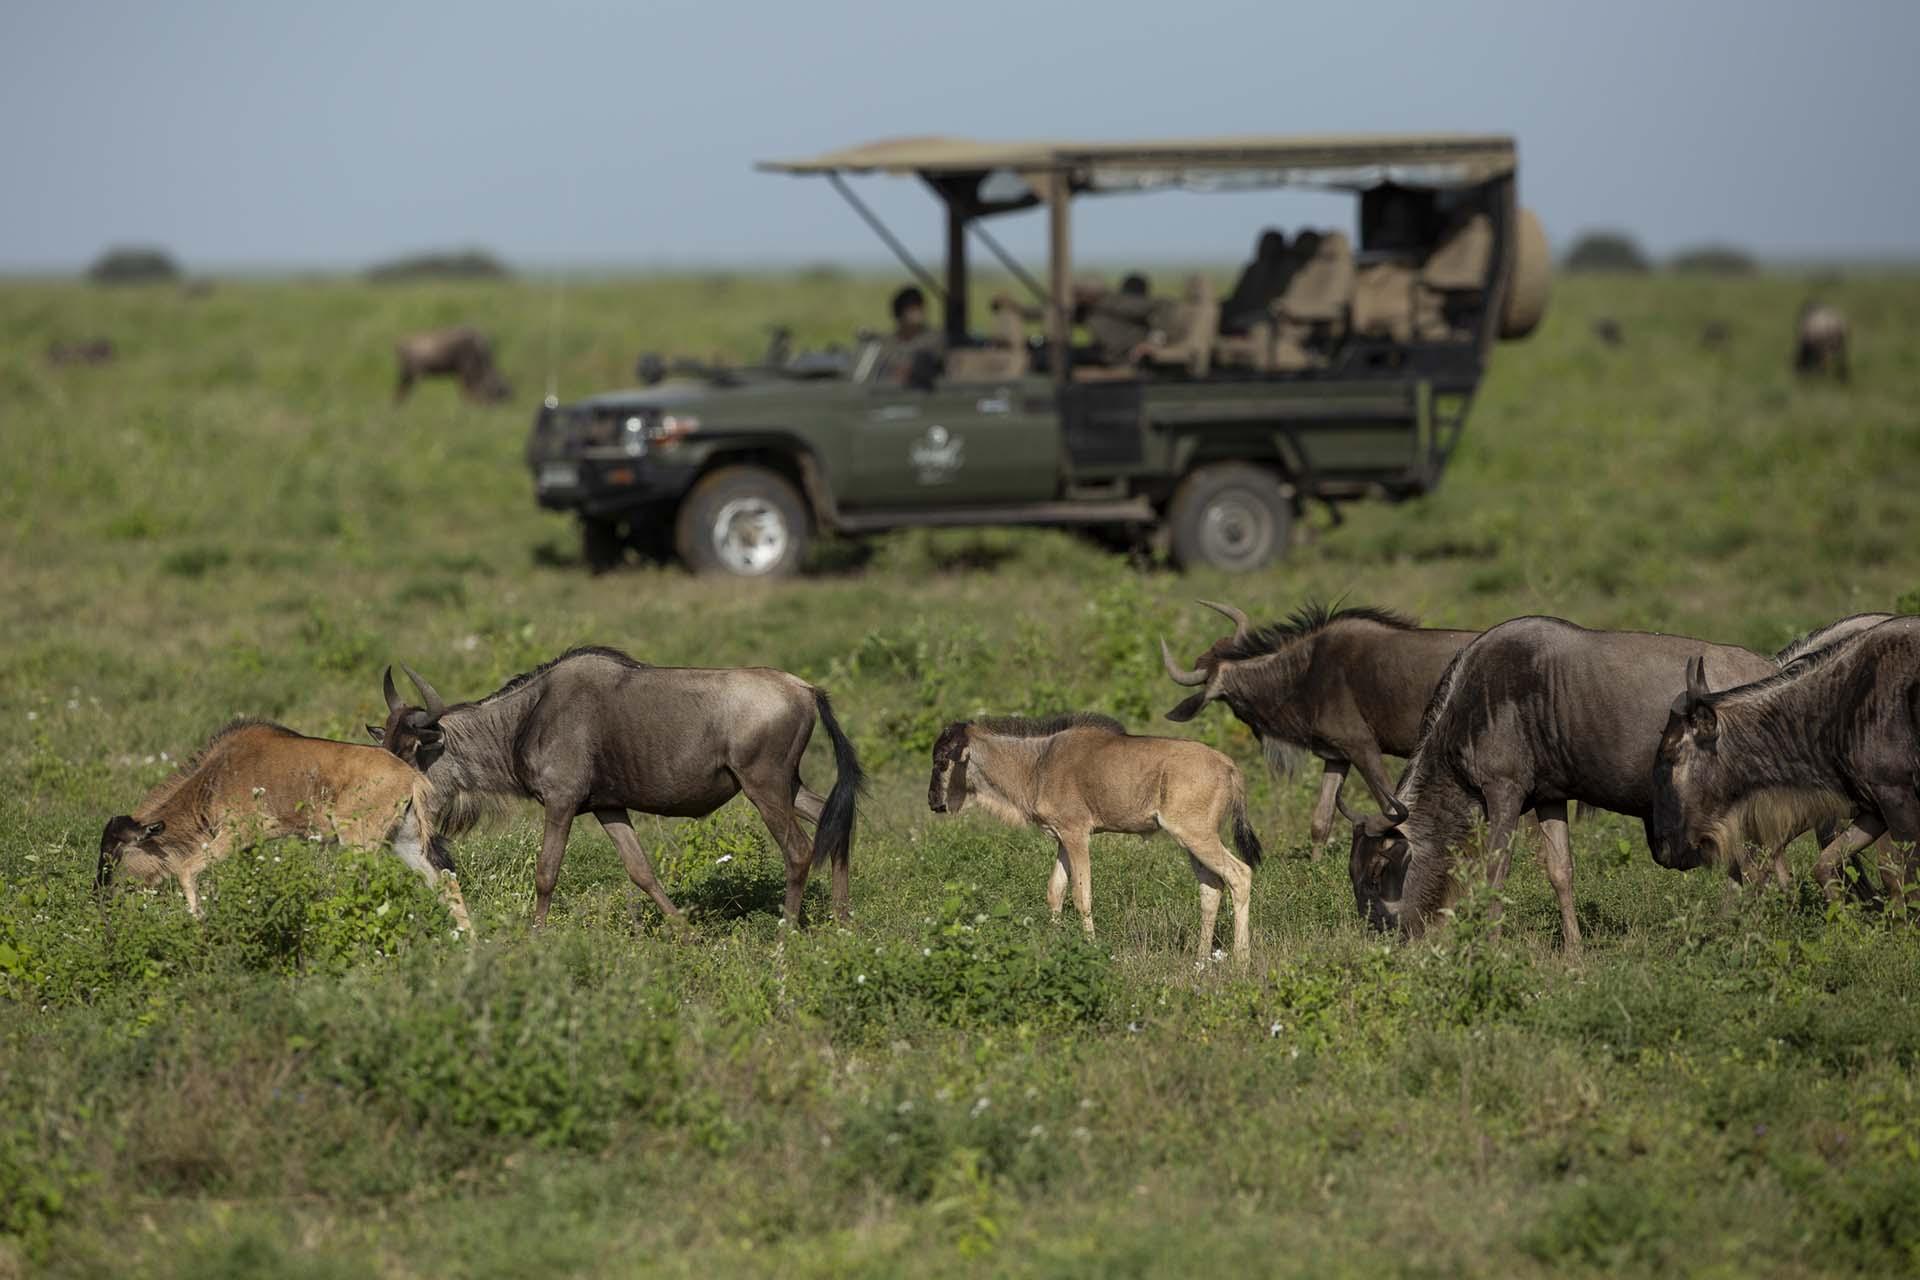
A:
[
  {"xmin": 674, "ymin": 466, "xmax": 810, "ymax": 578},
  {"xmin": 1166, "ymin": 464, "xmax": 1292, "ymax": 573},
  {"xmin": 581, "ymin": 517, "xmax": 625, "ymax": 574}
]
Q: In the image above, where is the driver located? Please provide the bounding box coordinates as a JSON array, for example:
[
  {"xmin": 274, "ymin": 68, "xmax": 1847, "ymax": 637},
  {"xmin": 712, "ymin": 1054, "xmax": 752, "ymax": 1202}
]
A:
[{"xmin": 884, "ymin": 285, "xmax": 945, "ymax": 384}]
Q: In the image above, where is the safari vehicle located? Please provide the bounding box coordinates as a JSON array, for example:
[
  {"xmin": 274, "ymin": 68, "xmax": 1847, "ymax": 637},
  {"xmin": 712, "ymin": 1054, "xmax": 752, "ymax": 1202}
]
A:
[{"xmin": 527, "ymin": 134, "xmax": 1550, "ymax": 576}]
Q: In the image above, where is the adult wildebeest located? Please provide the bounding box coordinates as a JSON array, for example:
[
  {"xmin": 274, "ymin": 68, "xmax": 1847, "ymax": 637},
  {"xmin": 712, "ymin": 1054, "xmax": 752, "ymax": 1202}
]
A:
[
  {"xmin": 1651, "ymin": 617, "xmax": 1920, "ymax": 902},
  {"xmin": 97, "ymin": 719, "xmax": 471, "ymax": 932},
  {"xmin": 1700, "ymin": 320, "xmax": 1732, "ymax": 351},
  {"xmin": 1161, "ymin": 601, "xmax": 1476, "ymax": 856},
  {"xmin": 46, "ymin": 338, "xmax": 114, "ymax": 367},
  {"xmin": 926, "ymin": 713, "xmax": 1263, "ymax": 963},
  {"xmin": 394, "ymin": 326, "xmax": 511, "ymax": 403},
  {"xmin": 371, "ymin": 648, "xmax": 863, "ymax": 926},
  {"xmin": 1347, "ymin": 617, "xmax": 1785, "ymax": 952},
  {"xmin": 1592, "ymin": 318, "xmax": 1624, "ymax": 347},
  {"xmin": 1794, "ymin": 302, "xmax": 1850, "ymax": 381}
]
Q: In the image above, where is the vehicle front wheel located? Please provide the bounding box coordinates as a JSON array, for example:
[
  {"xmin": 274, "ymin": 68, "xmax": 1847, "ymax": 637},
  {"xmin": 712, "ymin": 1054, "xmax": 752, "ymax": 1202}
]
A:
[
  {"xmin": 674, "ymin": 466, "xmax": 810, "ymax": 578},
  {"xmin": 1166, "ymin": 463, "xmax": 1292, "ymax": 573}
]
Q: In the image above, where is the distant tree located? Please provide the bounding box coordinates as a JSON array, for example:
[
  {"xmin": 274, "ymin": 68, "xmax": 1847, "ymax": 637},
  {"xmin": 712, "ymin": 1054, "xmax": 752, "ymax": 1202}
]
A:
[
  {"xmin": 367, "ymin": 249, "xmax": 510, "ymax": 282},
  {"xmin": 87, "ymin": 246, "xmax": 181, "ymax": 284},
  {"xmin": 1564, "ymin": 231, "xmax": 1650, "ymax": 274},
  {"xmin": 1669, "ymin": 245, "xmax": 1756, "ymax": 276}
]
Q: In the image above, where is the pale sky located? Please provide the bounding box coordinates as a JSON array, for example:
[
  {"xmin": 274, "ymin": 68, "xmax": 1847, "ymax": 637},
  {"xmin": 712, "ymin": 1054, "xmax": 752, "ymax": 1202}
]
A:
[{"xmin": 2, "ymin": 0, "xmax": 1915, "ymax": 271}]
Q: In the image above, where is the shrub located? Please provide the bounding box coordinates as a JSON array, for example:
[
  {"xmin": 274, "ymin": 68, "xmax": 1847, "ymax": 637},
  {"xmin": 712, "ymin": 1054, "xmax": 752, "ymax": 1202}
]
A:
[
  {"xmin": 1669, "ymin": 244, "xmax": 1757, "ymax": 276},
  {"xmin": 87, "ymin": 246, "xmax": 181, "ymax": 284},
  {"xmin": 366, "ymin": 249, "xmax": 509, "ymax": 282},
  {"xmin": 808, "ymin": 882, "xmax": 1113, "ymax": 1038},
  {"xmin": 1564, "ymin": 231, "xmax": 1650, "ymax": 274}
]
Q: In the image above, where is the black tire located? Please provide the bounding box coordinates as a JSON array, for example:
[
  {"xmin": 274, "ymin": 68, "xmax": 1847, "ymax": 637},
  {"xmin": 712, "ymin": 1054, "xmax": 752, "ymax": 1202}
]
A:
[
  {"xmin": 1166, "ymin": 463, "xmax": 1292, "ymax": 573},
  {"xmin": 581, "ymin": 517, "xmax": 625, "ymax": 574},
  {"xmin": 674, "ymin": 466, "xmax": 810, "ymax": 578}
]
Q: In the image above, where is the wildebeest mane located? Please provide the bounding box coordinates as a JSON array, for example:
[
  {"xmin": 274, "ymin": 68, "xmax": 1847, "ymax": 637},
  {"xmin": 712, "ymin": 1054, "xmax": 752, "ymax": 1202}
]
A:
[
  {"xmin": 1772, "ymin": 613, "xmax": 1894, "ymax": 667},
  {"xmin": 478, "ymin": 645, "xmax": 653, "ymax": 704},
  {"xmin": 1215, "ymin": 601, "xmax": 1417, "ymax": 663},
  {"xmin": 969, "ymin": 712, "xmax": 1126, "ymax": 739}
]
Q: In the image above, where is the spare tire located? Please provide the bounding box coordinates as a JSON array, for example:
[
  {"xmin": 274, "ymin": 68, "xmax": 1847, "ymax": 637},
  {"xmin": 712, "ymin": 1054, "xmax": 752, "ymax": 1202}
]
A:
[{"xmin": 1499, "ymin": 207, "xmax": 1552, "ymax": 340}]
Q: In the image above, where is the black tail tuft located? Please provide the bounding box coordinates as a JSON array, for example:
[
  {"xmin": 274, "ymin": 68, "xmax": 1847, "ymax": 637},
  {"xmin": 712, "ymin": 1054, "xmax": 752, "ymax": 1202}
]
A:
[
  {"xmin": 811, "ymin": 687, "xmax": 866, "ymax": 871},
  {"xmin": 1231, "ymin": 808, "xmax": 1264, "ymax": 869}
]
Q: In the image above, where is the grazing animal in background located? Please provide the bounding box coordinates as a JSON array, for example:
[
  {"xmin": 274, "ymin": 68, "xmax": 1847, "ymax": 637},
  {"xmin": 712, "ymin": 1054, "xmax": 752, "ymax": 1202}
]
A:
[
  {"xmin": 1161, "ymin": 600, "xmax": 1476, "ymax": 856},
  {"xmin": 393, "ymin": 326, "xmax": 511, "ymax": 403},
  {"xmin": 1651, "ymin": 617, "xmax": 1920, "ymax": 902},
  {"xmin": 926, "ymin": 713, "xmax": 1263, "ymax": 964},
  {"xmin": 1700, "ymin": 320, "xmax": 1731, "ymax": 351},
  {"xmin": 371, "ymin": 650, "xmax": 864, "ymax": 927},
  {"xmin": 96, "ymin": 719, "xmax": 470, "ymax": 932},
  {"xmin": 1348, "ymin": 618, "xmax": 1781, "ymax": 952},
  {"xmin": 46, "ymin": 338, "xmax": 115, "ymax": 366},
  {"xmin": 1592, "ymin": 318, "xmax": 1624, "ymax": 347},
  {"xmin": 1794, "ymin": 303, "xmax": 1850, "ymax": 381}
]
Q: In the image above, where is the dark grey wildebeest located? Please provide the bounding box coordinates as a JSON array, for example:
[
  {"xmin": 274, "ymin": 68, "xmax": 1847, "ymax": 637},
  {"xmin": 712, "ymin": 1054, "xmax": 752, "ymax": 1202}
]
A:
[
  {"xmin": 927, "ymin": 713, "xmax": 1263, "ymax": 964},
  {"xmin": 1347, "ymin": 617, "xmax": 1784, "ymax": 952},
  {"xmin": 1161, "ymin": 601, "xmax": 1477, "ymax": 856},
  {"xmin": 371, "ymin": 647, "xmax": 863, "ymax": 926},
  {"xmin": 1652, "ymin": 616, "xmax": 1920, "ymax": 903},
  {"xmin": 394, "ymin": 326, "xmax": 510, "ymax": 403},
  {"xmin": 1794, "ymin": 302, "xmax": 1850, "ymax": 381}
]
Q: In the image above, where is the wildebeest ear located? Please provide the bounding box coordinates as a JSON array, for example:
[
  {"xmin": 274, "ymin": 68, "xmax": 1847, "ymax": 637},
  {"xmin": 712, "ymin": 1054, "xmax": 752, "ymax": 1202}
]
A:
[
  {"xmin": 366, "ymin": 724, "xmax": 385, "ymax": 743},
  {"xmin": 1164, "ymin": 691, "xmax": 1210, "ymax": 722},
  {"xmin": 1687, "ymin": 699, "xmax": 1719, "ymax": 746}
]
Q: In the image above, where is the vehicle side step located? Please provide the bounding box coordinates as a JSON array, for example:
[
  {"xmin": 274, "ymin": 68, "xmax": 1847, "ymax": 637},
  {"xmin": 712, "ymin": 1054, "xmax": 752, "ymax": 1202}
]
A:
[{"xmin": 833, "ymin": 498, "xmax": 1154, "ymax": 533}]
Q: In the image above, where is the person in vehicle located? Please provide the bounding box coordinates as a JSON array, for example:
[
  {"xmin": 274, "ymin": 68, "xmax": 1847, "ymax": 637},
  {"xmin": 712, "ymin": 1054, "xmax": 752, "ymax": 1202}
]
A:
[
  {"xmin": 880, "ymin": 285, "xmax": 946, "ymax": 387},
  {"xmin": 1219, "ymin": 229, "xmax": 1288, "ymax": 335},
  {"xmin": 995, "ymin": 273, "xmax": 1172, "ymax": 367}
]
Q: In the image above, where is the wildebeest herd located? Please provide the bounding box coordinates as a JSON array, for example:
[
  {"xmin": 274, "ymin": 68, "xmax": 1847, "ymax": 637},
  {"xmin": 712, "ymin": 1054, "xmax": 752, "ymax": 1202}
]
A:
[{"xmin": 97, "ymin": 603, "xmax": 1917, "ymax": 961}]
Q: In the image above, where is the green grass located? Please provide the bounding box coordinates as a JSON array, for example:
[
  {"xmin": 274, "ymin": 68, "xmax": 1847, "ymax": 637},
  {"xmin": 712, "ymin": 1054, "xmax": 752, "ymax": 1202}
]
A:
[{"xmin": 3, "ymin": 270, "xmax": 1920, "ymax": 1277}]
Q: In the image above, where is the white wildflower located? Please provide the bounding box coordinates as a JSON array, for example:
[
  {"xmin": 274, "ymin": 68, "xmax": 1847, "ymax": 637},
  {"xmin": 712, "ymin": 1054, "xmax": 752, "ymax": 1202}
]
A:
[
  {"xmin": 1269, "ymin": 1021, "xmax": 1284, "ymax": 1038},
  {"xmin": 896, "ymin": 1100, "xmax": 914, "ymax": 1115},
  {"xmin": 461, "ymin": 634, "xmax": 480, "ymax": 652},
  {"xmin": 970, "ymin": 1096, "xmax": 990, "ymax": 1118},
  {"xmin": 855, "ymin": 973, "xmax": 866, "ymax": 985},
  {"xmin": 25, "ymin": 711, "xmax": 36, "ymax": 722},
  {"xmin": 1211, "ymin": 948, "xmax": 1225, "ymax": 963},
  {"xmin": 1027, "ymin": 1124, "xmax": 1045, "ymax": 1139},
  {"xmin": 1127, "ymin": 1021, "xmax": 1143, "ymax": 1034},
  {"xmin": 1071, "ymin": 1125, "xmax": 1090, "ymax": 1141},
  {"xmin": 66, "ymin": 699, "xmax": 79, "ymax": 711},
  {"xmin": 715, "ymin": 854, "xmax": 733, "ymax": 865}
]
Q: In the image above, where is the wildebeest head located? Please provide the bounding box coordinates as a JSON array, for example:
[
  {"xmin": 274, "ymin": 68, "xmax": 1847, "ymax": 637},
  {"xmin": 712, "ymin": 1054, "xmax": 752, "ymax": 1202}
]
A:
[
  {"xmin": 368, "ymin": 664, "xmax": 449, "ymax": 766},
  {"xmin": 927, "ymin": 722, "xmax": 972, "ymax": 814},
  {"xmin": 1648, "ymin": 655, "xmax": 1724, "ymax": 870},
  {"xmin": 96, "ymin": 814, "xmax": 166, "ymax": 895},
  {"xmin": 1160, "ymin": 599, "xmax": 1255, "ymax": 722},
  {"xmin": 1346, "ymin": 806, "xmax": 1409, "ymax": 933}
]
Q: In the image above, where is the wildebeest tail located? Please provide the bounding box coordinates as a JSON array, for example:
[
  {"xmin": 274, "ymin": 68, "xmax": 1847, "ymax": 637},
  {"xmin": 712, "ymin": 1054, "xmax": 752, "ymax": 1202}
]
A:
[
  {"xmin": 811, "ymin": 687, "xmax": 866, "ymax": 869},
  {"xmin": 1227, "ymin": 767, "xmax": 1264, "ymax": 868}
]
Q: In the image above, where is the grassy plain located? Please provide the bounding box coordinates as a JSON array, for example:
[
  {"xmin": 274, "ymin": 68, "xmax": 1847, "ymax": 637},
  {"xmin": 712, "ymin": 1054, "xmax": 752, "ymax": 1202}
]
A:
[{"xmin": 2, "ymin": 268, "xmax": 1919, "ymax": 1277}]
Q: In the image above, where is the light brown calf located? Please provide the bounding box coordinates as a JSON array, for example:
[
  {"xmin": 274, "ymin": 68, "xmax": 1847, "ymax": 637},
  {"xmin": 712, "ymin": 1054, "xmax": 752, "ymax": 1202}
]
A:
[
  {"xmin": 97, "ymin": 719, "xmax": 471, "ymax": 933},
  {"xmin": 927, "ymin": 713, "xmax": 1263, "ymax": 964}
]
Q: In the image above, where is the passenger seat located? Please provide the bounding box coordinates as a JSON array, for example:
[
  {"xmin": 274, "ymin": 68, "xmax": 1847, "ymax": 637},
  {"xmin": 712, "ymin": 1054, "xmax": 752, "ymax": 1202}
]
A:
[
  {"xmin": 1416, "ymin": 212, "xmax": 1493, "ymax": 340},
  {"xmin": 1270, "ymin": 230, "xmax": 1354, "ymax": 370}
]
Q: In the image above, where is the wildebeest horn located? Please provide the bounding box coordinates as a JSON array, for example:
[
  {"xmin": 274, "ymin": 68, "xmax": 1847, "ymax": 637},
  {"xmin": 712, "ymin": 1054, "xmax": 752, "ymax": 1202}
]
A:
[
  {"xmin": 1197, "ymin": 599, "xmax": 1251, "ymax": 641},
  {"xmin": 1684, "ymin": 654, "xmax": 1710, "ymax": 703},
  {"xmin": 402, "ymin": 663, "xmax": 447, "ymax": 721},
  {"xmin": 1160, "ymin": 637, "xmax": 1207, "ymax": 686},
  {"xmin": 1336, "ymin": 794, "xmax": 1366, "ymax": 824},
  {"xmin": 383, "ymin": 666, "xmax": 404, "ymax": 715}
]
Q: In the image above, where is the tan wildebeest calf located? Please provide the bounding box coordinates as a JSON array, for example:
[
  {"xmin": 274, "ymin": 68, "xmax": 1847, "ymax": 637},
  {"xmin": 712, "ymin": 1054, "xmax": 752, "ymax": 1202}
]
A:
[
  {"xmin": 927, "ymin": 713, "xmax": 1263, "ymax": 964},
  {"xmin": 97, "ymin": 719, "xmax": 472, "ymax": 933}
]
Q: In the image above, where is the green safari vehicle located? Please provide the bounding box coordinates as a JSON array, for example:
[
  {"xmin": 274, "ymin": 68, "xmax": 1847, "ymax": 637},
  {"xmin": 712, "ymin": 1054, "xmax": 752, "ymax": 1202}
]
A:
[{"xmin": 526, "ymin": 133, "xmax": 1551, "ymax": 576}]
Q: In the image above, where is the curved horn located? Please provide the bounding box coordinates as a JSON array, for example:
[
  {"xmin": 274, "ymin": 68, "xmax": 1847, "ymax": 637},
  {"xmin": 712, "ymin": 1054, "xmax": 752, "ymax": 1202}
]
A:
[
  {"xmin": 401, "ymin": 663, "xmax": 447, "ymax": 722},
  {"xmin": 1197, "ymin": 599, "xmax": 1251, "ymax": 641},
  {"xmin": 383, "ymin": 666, "xmax": 404, "ymax": 715},
  {"xmin": 1336, "ymin": 793, "xmax": 1367, "ymax": 825},
  {"xmin": 1160, "ymin": 637, "xmax": 1207, "ymax": 686}
]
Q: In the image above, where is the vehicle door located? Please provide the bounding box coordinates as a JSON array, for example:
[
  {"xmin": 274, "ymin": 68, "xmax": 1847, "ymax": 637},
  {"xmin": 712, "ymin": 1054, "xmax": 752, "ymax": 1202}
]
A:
[{"xmin": 845, "ymin": 374, "xmax": 1059, "ymax": 507}]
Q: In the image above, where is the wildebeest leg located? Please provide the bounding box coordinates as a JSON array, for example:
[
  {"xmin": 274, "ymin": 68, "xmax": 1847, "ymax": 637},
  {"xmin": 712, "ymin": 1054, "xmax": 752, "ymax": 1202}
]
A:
[
  {"xmin": 533, "ymin": 805, "xmax": 576, "ymax": 927},
  {"xmin": 1308, "ymin": 760, "xmax": 1351, "ymax": 859},
  {"xmin": 1349, "ymin": 742, "xmax": 1407, "ymax": 823},
  {"xmin": 1186, "ymin": 852, "xmax": 1224, "ymax": 965},
  {"xmin": 1813, "ymin": 817, "xmax": 1886, "ymax": 900},
  {"xmin": 1479, "ymin": 785, "xmax": 1528, "ymax": 931},
  {"xmin": 1059, "ymin": 829, "xmax": 1095, "ymax": 938},
  {"xmin": 1535, "ymin": 801, "xmax": 1581, "ymax": 954},
  {"xmin": 792, "ymin": 783, "xmax": 828, "ymax": 825},
  {"xmin": 738, "ymin": 778, "xmax": 819, "ymax": 926},
  {"xmin": 1045, "ymin": 837, "xmax": 1071, "ymax": 922},
  {"xmin": 393, "ymin": 364, "xmax": 415, "ymax": 403},
  {"xmin": 179, "ymin": 870, "xmax": 204, "ymax": 919},
  {"xmin": 594, "ymin": 809, "xmax": 683, "ymax": 924},
  {"xmin": 1765, "ymin": 840, "xmax": 1793, "ymax": 892}
]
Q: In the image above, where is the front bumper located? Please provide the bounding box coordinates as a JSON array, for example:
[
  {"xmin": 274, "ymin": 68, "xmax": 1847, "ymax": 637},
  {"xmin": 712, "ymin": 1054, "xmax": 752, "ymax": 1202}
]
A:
[{"xmin": 530, "ymin": 451, "xmax": 700, "ymax": 517}]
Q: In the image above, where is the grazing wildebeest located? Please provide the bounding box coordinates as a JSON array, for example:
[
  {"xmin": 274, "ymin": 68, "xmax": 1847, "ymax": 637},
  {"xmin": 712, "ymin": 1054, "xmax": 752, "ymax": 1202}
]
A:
[
  {"xmin": 97, "ymin": 719, "xmax": 471, "ymax": 932},
  {"xmin": 46, "ymin": 338, "xmax": 114, "ymax": 367},
  {"xmin": 1794, "ymin": 302, "xmax": 1850, "ymax": 381},
  {"xmin": 371, "ymin": 649, "xmax": 863, "ymax": 926},
  {"xmin": 394, "ymin": 326, "xmax": 510, "ymax": 403},
  {"xmin": 1700, "ymin": 320, "xmax": 1731, "ymax": 351},
  {"xmin": 1592, "ymin": 318, "xmax": 1624, "ymax": 347},
  {"xmin": 926, "ymin": 713, "xmax": 1263, "ymax": 963},
  {"xmin": 1347, "ymin": 617, "xmax": 1782, "ymax": 952},
  {"xmin": 1651, "ymin": 617, "xmax": 1920, "ymax": 902},
  {"xmin": 1161, "ymin": 600, "xmax": 1476, "ymax": 856}
]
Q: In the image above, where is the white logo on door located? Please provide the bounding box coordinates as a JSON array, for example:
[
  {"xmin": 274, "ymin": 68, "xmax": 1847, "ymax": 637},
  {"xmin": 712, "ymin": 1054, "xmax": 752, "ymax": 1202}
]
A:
[{"xmin": 909, "ymin": 424, "xmax": 964, "ymax": 485}]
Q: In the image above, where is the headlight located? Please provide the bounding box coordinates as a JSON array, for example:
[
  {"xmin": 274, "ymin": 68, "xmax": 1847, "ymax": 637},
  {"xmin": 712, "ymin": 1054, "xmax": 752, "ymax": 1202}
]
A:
[{"xmin": 621, "ymin": 415, "xmax": 646, "ymax": 456}]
